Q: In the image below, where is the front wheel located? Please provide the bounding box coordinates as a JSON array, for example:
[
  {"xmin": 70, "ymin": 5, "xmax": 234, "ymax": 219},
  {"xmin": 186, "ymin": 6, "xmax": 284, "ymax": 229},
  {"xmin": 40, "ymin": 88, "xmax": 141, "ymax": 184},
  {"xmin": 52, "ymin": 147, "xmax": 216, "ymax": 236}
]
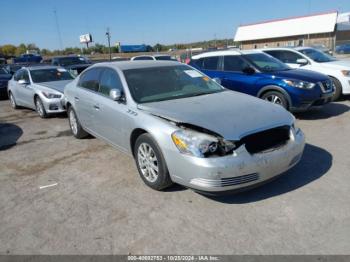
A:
[
  {"xmin": 134, "ymin": 133, "xmax": 173, "ymax": 191},
  {"xmin": 330, "ymin": 77, "xmax": 342, "ymax": 101},
  {"xmin": 9, "ymin": 92, "xmax": 18, "ymax": 109},
  {"xmin": 261, "ymin": 91, "xmax": 288, "ymax": 110},
  {"xmin": 35, "ymin": 97, "xmax": 48, "ymax": 118},
  {"xmin": 68, "ymin": 107, "xmax": 88, "ymax": 139}
]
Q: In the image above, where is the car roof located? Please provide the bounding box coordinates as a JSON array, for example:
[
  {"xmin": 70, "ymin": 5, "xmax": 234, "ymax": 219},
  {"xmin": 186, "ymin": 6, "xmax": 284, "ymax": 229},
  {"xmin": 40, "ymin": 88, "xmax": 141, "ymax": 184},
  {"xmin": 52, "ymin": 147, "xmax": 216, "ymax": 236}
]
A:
[
  {"xmin": 192, "ymin": 49, "xmax": 263, "ymax": 59},
  {"xmin": 91, "ymin": 60, "xmax": 181, "ymax": 71}
]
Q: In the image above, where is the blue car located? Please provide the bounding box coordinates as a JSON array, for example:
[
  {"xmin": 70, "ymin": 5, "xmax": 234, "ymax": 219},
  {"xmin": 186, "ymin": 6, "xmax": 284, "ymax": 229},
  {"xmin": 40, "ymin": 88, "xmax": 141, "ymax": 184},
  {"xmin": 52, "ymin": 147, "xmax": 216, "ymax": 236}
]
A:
[
  {"xmin": 0, "ymin": 67, "xmax": 12, "ymax": 99},
  {"xmin": 336, "ymin": 44, "xmax": 350, "ymax": 54},
  {"xmin": 189, "ymin": 50, "xmax": 334, "ymax": 112},
  {"xmin": 13, "ymin": 53, "xmax": 42, "ymax": 64}
]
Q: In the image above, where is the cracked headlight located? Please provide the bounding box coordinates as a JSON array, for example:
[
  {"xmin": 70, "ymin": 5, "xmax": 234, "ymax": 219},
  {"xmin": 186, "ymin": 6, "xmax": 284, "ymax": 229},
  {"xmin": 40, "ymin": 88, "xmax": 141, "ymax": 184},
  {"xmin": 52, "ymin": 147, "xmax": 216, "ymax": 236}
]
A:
[
  {"xmin": 283, "ymin": 79, "xmax": 315, "ymax": 89},
  {"xmin": 171, "ymin": 129, "xmax": 236, "ymax": 158}
]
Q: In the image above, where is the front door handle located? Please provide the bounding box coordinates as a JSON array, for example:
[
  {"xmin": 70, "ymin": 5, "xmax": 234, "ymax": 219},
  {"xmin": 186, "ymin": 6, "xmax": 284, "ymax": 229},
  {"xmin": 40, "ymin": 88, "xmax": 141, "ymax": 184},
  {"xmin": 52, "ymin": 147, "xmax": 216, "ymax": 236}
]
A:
[
  {"xmin": 74, "ymin": 97, "xmax": 79, "ymax": 101},
  {"xmin": 93, "ymin": 104, "xmax": 100, "ymax": 110}
]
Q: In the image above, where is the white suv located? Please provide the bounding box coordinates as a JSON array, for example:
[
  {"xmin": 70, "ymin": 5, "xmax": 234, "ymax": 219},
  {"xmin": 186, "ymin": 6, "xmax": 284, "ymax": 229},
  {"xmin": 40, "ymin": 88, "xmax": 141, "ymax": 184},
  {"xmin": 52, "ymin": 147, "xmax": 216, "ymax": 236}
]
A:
[{"xmin": 262, "ymin": 47, "xmax": 350, "ymax": 100}]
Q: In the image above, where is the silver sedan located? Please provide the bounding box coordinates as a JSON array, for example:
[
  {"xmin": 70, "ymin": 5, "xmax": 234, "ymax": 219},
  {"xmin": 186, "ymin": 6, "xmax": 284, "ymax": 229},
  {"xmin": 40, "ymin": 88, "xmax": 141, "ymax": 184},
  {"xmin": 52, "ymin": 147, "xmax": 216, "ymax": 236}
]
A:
[
  {"xmin": 64, "ymin": 61, "xmax": 305, "ymax": 193},
  {"xmin": 7, "ymin": 66, "xmax": 74, "ymax": 118}
]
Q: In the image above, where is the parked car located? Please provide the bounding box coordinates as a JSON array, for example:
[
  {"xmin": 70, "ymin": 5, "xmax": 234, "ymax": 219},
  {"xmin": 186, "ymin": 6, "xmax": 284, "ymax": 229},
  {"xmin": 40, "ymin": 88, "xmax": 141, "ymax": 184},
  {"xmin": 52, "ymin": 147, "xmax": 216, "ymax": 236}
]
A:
[
  {"xmin": 310, "ymin": 44, "xmax": 332, "ymax": 55},
  {"xmin": 131, "ymin": 54, "xmax": 177, "ymax": 61},
  {"xmin": 262, "ymin": 47, "xmax": 350, "ymax": 100},
  {"xmin": 52, "ymin": 56, "xmax": 92, "ymax": 76},
  {"xmin": 64, "ymin": 61, "xmax": 305, "ymax": 193},
  {"xmin": 0, "ymin": 67, "xmax": 12, "ymax": 99},
  {"xmin": 13, "ymin": 53, "xmax": 42, "ymax": 63},
  {"xmin": 0, "ymin": 58, "xmax": 7, "ymax": 65},
  {"xmin": 335, "ymin": 44, "xmax": 350, "ymax": 54},
  {"xmin": 4, "ymin": 63, "xmax": 27, "ymax": 75},
  {"xmin": 8, "ymin": 66, "xmax": 74, "ymax": 118},
  {"xmin": 189, "ymin": 50, "xmax": 334, "ymax": 112}
]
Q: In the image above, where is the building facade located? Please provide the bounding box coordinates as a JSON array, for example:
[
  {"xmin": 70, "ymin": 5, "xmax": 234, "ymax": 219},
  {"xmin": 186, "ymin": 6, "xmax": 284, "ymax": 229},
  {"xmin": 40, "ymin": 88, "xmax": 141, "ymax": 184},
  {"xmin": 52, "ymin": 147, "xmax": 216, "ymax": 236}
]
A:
[{"xmin": 234, "ymin": 11, "xmax": 350, "ymax": 50}]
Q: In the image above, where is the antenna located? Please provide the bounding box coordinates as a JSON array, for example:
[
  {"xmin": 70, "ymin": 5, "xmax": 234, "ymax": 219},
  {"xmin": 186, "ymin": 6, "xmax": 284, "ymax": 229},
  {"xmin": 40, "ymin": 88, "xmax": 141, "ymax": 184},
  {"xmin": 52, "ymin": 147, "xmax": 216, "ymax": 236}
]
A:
[{"xmin": 53, "ymin": 8, "xmax": 63, "ymax": 50}]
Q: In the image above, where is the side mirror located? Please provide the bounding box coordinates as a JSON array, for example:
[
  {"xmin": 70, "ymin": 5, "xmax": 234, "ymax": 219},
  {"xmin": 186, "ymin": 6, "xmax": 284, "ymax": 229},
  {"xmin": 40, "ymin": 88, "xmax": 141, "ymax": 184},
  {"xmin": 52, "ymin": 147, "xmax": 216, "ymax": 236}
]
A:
[
  {"xmin": 212, "ymin": 78, "xmax": 221, "ymax": 85},
  {"xmin": 296, "ymin": 58, "xmax": 308, "ymax": 66},
  {"xmin": 242, "ymin": 66, "xmax": 255, "ymax": 75},
  {"xmin": 18, "ymin": 79, "xmax": 29, "ymax": 85},
  {"xmin": 110, "ymin": 89, "xmax": 122, "ymax": 101}
]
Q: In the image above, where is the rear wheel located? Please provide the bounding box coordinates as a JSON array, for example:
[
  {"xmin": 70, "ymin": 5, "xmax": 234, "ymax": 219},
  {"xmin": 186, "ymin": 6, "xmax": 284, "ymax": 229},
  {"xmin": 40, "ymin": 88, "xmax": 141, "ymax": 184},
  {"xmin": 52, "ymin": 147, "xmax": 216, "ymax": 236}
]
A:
[
  {"xmin": 9, "ymin": 92, "xmax": 18, "ymax": 109},
  {"xmin": 261, "ymin": 91, "xmax": 288, "ymax": 110},
  {"xmin": 35, "ymin": 97, "xmax": 48, "ymax": 118},
  {"xmin": 134, "ymin": 133, "xmax": 173, "ymax": 190},
  {"xmin": 68, "ymin": 106, "xmax": 88, "ymax": 139},
  {"xmin": 330, "ymin": 77, "xmax": 342, "ymax": 101}
]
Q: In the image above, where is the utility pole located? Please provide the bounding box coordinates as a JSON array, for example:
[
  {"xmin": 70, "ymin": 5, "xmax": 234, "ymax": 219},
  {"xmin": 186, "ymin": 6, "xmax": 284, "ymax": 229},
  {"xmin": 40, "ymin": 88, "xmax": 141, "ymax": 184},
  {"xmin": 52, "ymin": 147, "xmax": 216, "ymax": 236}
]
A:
[
  {"xmin": 53, "ymin": 8, "xmax": 63, "ymax": 50},
  {"xmin": 106, "ymin": 27, "xmax": 112, "ymax": 61}
]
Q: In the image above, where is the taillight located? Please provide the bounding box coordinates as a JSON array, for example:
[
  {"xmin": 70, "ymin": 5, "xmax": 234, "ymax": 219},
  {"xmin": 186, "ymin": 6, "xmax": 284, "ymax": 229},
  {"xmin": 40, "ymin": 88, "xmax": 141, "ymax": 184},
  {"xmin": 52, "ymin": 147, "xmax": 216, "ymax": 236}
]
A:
[{"xmin": 185, "ymin": 58, "xmax": 191, "ymax": 64}]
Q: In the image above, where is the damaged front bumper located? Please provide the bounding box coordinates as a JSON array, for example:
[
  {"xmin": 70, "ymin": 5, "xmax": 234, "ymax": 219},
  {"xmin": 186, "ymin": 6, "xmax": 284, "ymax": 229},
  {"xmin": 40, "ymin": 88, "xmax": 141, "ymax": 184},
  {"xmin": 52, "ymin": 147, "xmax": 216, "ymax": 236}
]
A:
[{"xmin": 167, "ymin": 128, "xmax": 305, "ymax": 193}]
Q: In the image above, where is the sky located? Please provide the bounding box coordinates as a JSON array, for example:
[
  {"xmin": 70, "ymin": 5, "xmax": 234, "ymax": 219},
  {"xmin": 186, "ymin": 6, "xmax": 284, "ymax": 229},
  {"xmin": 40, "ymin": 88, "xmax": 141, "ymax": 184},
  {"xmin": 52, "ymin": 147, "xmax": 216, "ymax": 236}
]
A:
[{"xmin": 0, "ymin": 0, "xmax": 349, "ymax": 50}]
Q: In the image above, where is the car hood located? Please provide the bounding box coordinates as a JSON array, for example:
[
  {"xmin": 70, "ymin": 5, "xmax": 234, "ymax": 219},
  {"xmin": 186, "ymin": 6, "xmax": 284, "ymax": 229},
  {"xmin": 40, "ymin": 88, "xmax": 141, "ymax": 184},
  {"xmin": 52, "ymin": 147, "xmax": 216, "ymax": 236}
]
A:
[
  {"xmin": 38, "ymin": 80, "xmax": 73, "ymax": 93},
  {"xmin": 321, "ymin": 60, "xmax": 350, "ymax": 69},
  {"xmin": 272, "ymin": 68, "xmax": 328, "ymax": 82},
  {"xmin": 138, "ymin": 91, "xmax": 293, "ymax": 141}
]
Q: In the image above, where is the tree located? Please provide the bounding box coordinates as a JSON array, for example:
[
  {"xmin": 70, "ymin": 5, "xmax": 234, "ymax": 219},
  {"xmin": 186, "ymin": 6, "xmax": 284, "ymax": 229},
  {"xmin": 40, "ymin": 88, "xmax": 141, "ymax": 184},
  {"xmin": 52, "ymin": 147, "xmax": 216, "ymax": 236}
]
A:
[
  {"xmin": 15, "ymin": 44, "xmax": 27, "ymax": 56},
  {"xmin": 1, "ymin": 44, "xmax": 17, "ymax": 57},
  {"xmin": 153, "ymin": 43, "xmax": 165, "ymax": 52}
]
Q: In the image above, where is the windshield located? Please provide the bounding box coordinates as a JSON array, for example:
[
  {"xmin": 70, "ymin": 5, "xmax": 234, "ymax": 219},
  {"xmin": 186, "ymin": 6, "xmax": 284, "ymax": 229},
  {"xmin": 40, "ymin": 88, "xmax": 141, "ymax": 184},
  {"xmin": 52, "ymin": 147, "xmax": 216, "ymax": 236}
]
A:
[
  {"xmin": 0, "ymin": 68, "xmax": 9, "ymax": 74},
  {"xmin": 30, "ymin": 68, "xmax": 74, "ymax": 83},
  {"xmin": 57, "ymin": 57, "xmax": 88, "ymax": 66},
  {"xmin": 123, "ymin": 65, "xmax": 224, "ymax": 103},
  {"xmin": 299, "ymin": 48, "xmax": 336, "ymax": 63},
  {"xmin": 243, "ymin": 53, "xmax": 290, "ymax": 72}
]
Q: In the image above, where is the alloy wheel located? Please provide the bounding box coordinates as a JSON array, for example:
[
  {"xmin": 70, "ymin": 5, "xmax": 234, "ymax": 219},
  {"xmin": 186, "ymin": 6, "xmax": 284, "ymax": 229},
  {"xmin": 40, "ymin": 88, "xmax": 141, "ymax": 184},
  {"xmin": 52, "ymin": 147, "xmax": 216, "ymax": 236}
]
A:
[
  {"xmin": 69, "ymin": 110, "xmax": 78, "ymax": 135},
  {"xmin": 137, "ymin": 143, "xmax": 159, "ymax": 183},
  {"xmin": 10, "ymin": 94, "xmax": 16, "ymax": 108},
  {"xmin": 264, "ymin": 94, "xmax": 282, "ymax": 105},
  {"xmin": 36, "ymin": 99, "xmax": 44, "ymax": 117}
]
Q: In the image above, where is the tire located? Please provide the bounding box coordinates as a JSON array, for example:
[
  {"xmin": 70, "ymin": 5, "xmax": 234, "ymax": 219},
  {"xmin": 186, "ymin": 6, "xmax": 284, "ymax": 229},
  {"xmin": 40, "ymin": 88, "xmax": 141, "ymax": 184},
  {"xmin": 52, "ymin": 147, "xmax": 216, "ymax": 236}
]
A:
[
  {"xmin": 261, "ymin": 91, "xmax": 289, "ymax": 110},
  {"xmin": 330, "ymin": 77, "xmax": 342, "ymax": 101},
  {"xmin": 68, "ymin": 106, "xmax": 88, "ymax": 139},
  {"xmin": 9, "ymin": 92, "xmax": 18, "ymax": 109},
  {"xmin": 134, "ymin": 133, "xmax": 173, "ymax": 191},
  {"xmin": 35, "ymin": 97, "xmax": 48, "ymax": 118}
]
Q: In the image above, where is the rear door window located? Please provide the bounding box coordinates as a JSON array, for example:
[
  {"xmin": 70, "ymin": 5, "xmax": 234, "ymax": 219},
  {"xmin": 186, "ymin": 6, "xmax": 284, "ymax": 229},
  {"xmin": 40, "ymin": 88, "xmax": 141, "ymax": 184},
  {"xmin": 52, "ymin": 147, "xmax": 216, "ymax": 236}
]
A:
[
  {"xmin": 223, "ymin": 56, "xmax": 249, "ymax": 71},
  {"xmin": 264, "ymin": 50, "xmax": 284, "ymax": 61},
  {"xmin": 202, "ymin": 56, "xmax": 219, "ymax": 70},
  {"xmin": 267, "ymin": 50, "xmax": 303, "ymax": 64},
  {"xmin": 78, "ymin": 68, "xmax": 102, "ymax": 92},
  {"xmin": 98, "ymin": 68, "xmax": 123, "ymax": 96},
  {"xmin": 133, "ymin": 56, "xmax": 154, "ymax": 60}
]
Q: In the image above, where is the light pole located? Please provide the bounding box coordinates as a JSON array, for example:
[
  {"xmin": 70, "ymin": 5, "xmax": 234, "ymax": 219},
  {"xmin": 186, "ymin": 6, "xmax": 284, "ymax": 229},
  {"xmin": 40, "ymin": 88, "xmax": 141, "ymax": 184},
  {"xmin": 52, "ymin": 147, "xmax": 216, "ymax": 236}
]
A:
[{"xmin": 106, "ymin": 27, "xmax": 112, "ymax": 61}]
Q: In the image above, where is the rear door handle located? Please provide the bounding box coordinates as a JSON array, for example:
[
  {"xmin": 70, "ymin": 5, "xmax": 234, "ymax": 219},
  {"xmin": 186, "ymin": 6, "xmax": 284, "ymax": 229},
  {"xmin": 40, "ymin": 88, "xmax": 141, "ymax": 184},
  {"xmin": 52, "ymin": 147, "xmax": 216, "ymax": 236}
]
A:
[
  {"xmin": 74, "ymin": 97, "xmax": 79, "ymax": 101},
  {"xmin": 93, "ymin": 104, "xmax": 100, "ymax": 110}
]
